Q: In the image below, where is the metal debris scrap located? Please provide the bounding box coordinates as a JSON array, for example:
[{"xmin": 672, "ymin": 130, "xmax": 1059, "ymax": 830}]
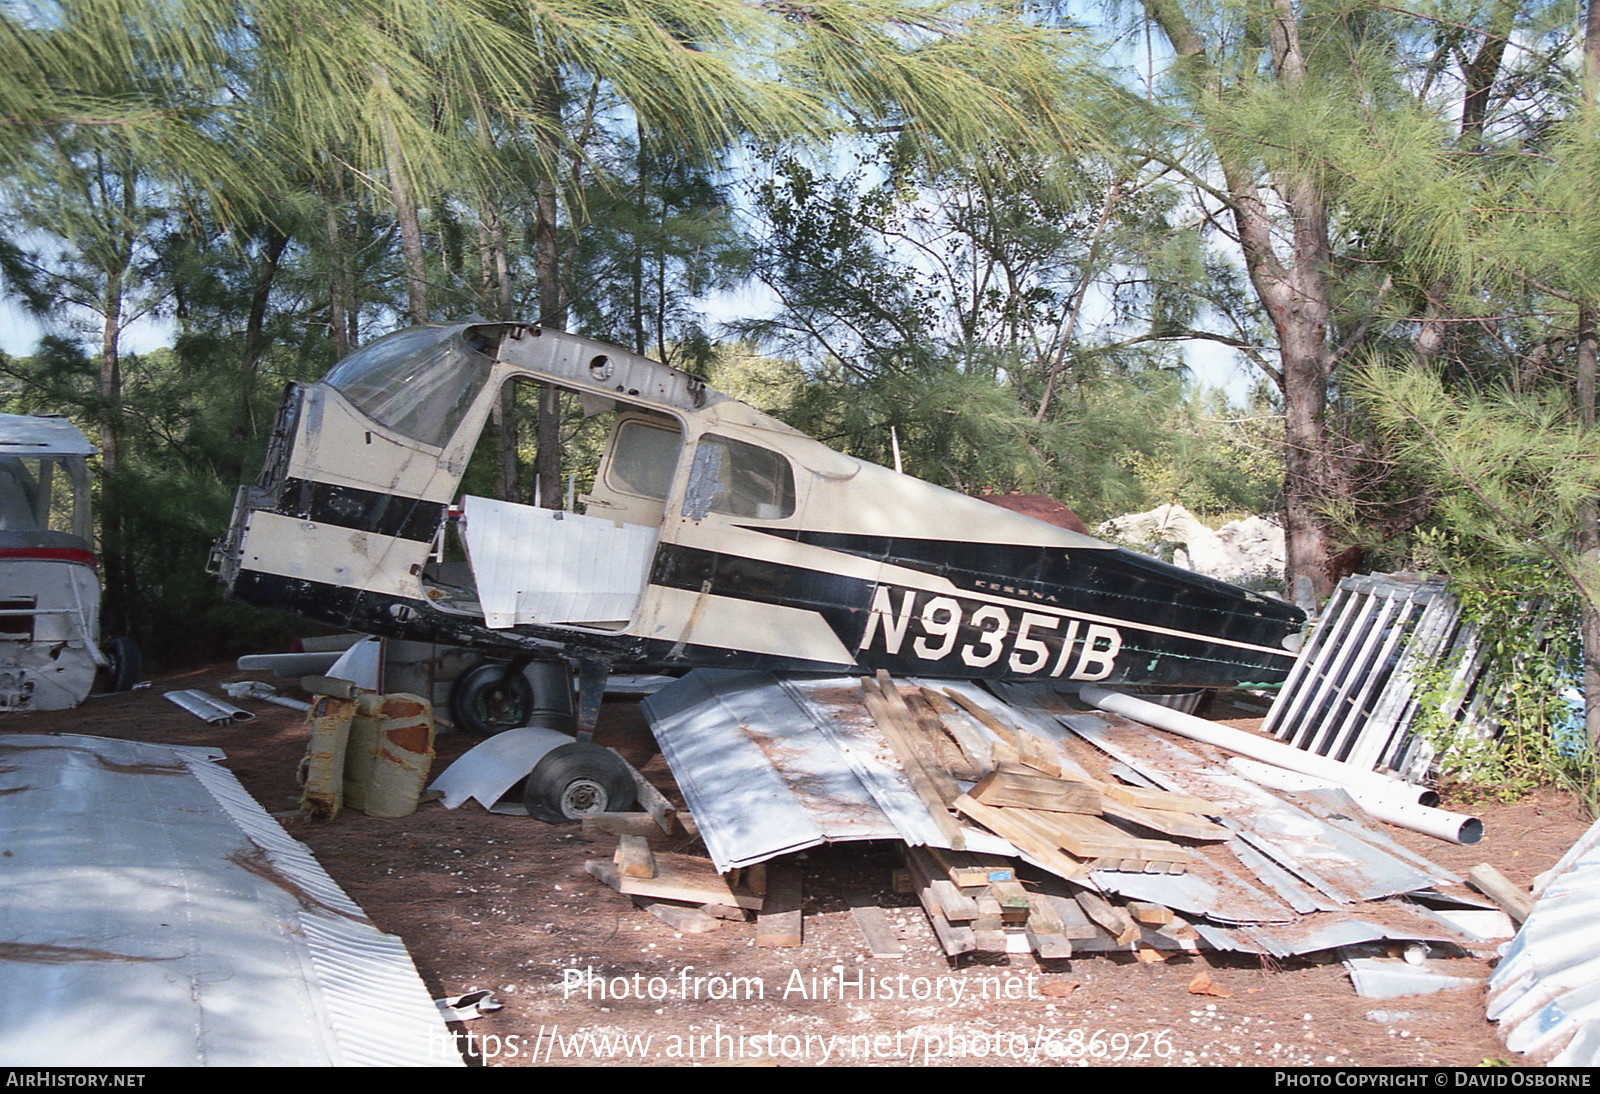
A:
[
  {"xmin": 1486, "ymin": 815, "xmax": 1600, "ymax": 1066},
  {"xmin": 0, "ymin": 734, "xmax": 458, "ymax": 1066},
  {"xmin": 642, "ymin": 670, "xmax": 1483, "ymax": 963}
]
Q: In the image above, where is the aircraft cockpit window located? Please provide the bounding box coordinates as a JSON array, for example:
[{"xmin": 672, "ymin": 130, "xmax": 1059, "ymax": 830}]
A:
[
  {"xmin": 0, "ymin": 455, "xmax": 89, "ymax": 538},
  {"xmin": 692, "ymin": 435, "xmax": 796, "ymax": 520},
  {"xmin": 323, "ymin": 326, "xmax": 495, "ymax": 448},
  {"xmin": 607, "ymin": 419, "xmax": 682, "ymax": 501}
]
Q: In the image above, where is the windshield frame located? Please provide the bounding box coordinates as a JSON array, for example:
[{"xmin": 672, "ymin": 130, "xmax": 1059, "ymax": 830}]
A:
[{"xmin": 322, "ymin": 325, "xmax": 500, "ymax": 448}]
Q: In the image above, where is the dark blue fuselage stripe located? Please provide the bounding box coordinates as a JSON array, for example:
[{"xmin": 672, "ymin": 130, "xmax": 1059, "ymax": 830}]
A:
[{"xmin": 268, "ymin": 477, "xmax": 448, "ymax": 543}]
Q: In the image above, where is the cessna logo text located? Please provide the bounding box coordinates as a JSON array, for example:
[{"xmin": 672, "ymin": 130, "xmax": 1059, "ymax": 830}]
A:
[{"xmin": 858, "ymin": 587, "xmax": 1122, "ymax": 679}]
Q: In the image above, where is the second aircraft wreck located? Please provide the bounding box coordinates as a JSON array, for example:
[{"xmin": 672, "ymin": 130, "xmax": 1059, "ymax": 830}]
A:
[{"xmin": 214, "ymin": 321, "xmax": 1305, "ymax": 732}]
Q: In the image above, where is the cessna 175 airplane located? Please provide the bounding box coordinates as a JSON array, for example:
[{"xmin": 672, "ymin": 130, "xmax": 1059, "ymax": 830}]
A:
[{"xmin": 215, "ymin": 320, "xmax": 1304, "ymax": 754}]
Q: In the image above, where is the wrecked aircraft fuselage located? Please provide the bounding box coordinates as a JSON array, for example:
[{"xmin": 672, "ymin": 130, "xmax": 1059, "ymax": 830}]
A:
[
  {"xmin": 215, "ymin": 322, "xmax": 1305, "ymax": 694},
  {"xmin": 0, "ymin": 414, "xmax": 124, "ymax": 710}
]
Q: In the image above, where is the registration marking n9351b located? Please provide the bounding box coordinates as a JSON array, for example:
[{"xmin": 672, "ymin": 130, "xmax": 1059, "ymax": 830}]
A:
[{"xmin": 858, "ymin": 586, "xmax": 1122, "ymax": 680}]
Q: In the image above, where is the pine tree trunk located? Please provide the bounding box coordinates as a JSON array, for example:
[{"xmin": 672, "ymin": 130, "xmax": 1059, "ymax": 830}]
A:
[
  {"xmin": 478, "ymin": 206, "xmax": 520, "ymax": 502},
  {"xmin": 237, "ymin": 227, "xmax": 288, "ymax": 459},
  {"xmin": 321, "ymin": 173, "xmax": 356, "ymax": 359},
  {"xmin": 1580, "ymin": 0, "xmax": 1600, "ymax": 749},
  {"xmin": 532, "ymin": 67, "xmax": 568, "ymax": 509},
  {"xmin": 372, "ymin": 65, "xmax": 429, "ymax": 324},
  {"xmin": 1141, "ymin": 0, "xmax": 1340, "ymax": 602}
]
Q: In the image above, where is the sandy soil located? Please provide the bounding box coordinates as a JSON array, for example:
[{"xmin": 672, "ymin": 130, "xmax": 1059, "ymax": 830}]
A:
[{"xmin": 4, "ymin": 663, "xmax": 1591, "ymax": 1068}]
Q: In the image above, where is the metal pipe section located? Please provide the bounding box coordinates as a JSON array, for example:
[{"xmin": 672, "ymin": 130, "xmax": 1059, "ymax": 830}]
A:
[
  {"xmin": 1226, "ymin": 757, "xmax": 1483, "ymax": 845},
  {"xmin": 222, "ymin": 679, "xmax": 313, "ymax": 712},
  {"xmin": 1078, "ymin": 684, "xmax": 1438, "ymax": 806}
]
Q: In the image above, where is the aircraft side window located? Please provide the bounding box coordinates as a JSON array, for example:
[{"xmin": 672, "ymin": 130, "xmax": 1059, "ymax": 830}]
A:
[
  {"xmin": 606, "ymin": 418, "xmax": 682, "ymax": 500},
  {"xmin": 685, "ymin": 435, "xmax": 795, "ymax": 520}
]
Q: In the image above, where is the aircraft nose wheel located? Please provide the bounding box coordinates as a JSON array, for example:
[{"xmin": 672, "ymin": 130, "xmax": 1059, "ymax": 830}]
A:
[{"xmin": 522, "ymin": 742, "xmax": 636, "ymax": 823}]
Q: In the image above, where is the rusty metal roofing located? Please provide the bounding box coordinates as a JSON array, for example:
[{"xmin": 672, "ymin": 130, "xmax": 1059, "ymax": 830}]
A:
[
  {"xmin": 0, "ymin": 734, "xmax": 460, "ymax": 1067},
  {"xmin": 1486, "ymin": 817, "xmax": 1600, "ymax": 1066},
  {"xmin": 643, "ymin": 670, "xmax": 1015, "ymax": 871}
]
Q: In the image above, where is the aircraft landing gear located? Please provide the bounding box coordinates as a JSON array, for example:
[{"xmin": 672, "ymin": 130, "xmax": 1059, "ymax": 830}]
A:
[{"xmin": 448, "ymin": 658, "xmax": 576, "ymax": 736}]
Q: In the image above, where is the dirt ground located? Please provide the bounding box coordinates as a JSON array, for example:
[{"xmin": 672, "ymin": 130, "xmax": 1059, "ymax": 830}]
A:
[{"xmin": 5, "ymin": 662, "xmax": 1592, "ymax": 1068}]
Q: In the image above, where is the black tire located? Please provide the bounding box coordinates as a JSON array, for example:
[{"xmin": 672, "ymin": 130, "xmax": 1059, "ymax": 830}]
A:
[
  {"xmin": 449, "ymin": 660, "xmax": 537, "ymax": 737},
  {"xmin": 103, "ymin": 636, "xmax": 141, "ymax": 692},
  {"xmin": 522, "ymin": 742, "xmax": 636, "ymax": 823}
]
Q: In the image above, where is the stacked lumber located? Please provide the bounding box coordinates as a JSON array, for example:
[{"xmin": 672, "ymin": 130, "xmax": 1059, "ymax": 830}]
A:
[
  {"xmin": 586, "ymin": 824, "xmax": 788, "ymax": 938},
  {"xmin": 862, "ymin": 672, "xmax": 1231, "ymax": 959}
]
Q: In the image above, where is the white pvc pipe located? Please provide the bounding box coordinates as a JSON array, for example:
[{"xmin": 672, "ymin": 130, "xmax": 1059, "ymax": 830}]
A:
[
  {"xmin": 1079, "ymin": 684, "xmax": 1437, "ymax": 806},
  {"xmin": 1226, "ymin": 757, "xmax": 1482, "ymax": 845}
]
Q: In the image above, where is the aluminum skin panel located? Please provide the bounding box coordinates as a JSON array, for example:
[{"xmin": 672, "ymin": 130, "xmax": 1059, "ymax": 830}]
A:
[{"xmin": 0, "ymin": 735, "xmax": 459, "ymax": 1067}]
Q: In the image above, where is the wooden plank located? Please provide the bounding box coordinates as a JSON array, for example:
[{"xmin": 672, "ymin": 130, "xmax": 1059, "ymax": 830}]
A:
[
  {"xmin": 699, "ymin": 902, "xmax": 749, "ymax": 921},
  {"xmin": 1023, "ymin": 889, "xmax": 1074, "ymax": 957},
  {"xmin": 904, "ymin": 688, "xmax": 985, "ymax": 781},
  {"xmin": 861, "ymin": 677, "xmax": 966, "ymax": 848},
  {"xmin": 1044, "ymin": 893, "xmax": 1105, "ymax": 940},
  {"xmin": 615, "ymin": 834, "xmax": 656, "ymax": 878},
  {"xmin": 1099, "ymin": 782, "xmax": 1221, "ymax": 816},
  {"xmin": 951, "ymin": 793, "xmax": 1092, "ymax": 882},
  {"xmin": 634, "ymin": 898, "xmax": 721, "ymax": 933},
  {"xmin": 988, "ymin": 879, "xmax": 1033, "ymax": 922},
  {"xmin": 920, "ymin": 689, "xmax": 1013, "ymax": 770},
  {"xmin": 874, "ymin": 671, "xmax": 970, "ymax": 790},
  {"xmin": 903, "ymin": 847, "xmax": 980, "ymax": 920},
  {"xmin": 1028, "ymin": 932, "xmax": 1074, "ymax": 960},
  {"xmin": 585, "ymin": 858, "xmax": 625, "ymax": 892},
  {"xmin": 1099, "ymin": 797, "xmax": 1232, "ymax": 841},
  {"xmin": 1129, "ymin": 901, "xmax": 1174, "ymax": 927},
  {"xmin": 941, "ymin": 688, "xmax": 1028, "ymax": 747},
  {"xmin": 1025, "ymin": 890, "xmax": 1066, "ymax": 935},
  {"xmin": 924, "ymin": 846, "xmax": 1016, "ymax": 887},
  {"xmin": 846, "ymin": 891, "xmax": 905, "ymax": 958},
  {"xmin": 1013, "ymin": 807, "xmax": 1192, "ymax": 864},
  {"xmin": 756, "ymin": 863, "xmax": 803, "ymax": 947},
  {"xmin": 971, "ymin": 770, "xmax": 1102, "ymax": 814},
  {"xmin": 1073, "ymin": 886, "xmax": 1139, "ymax": 945},
  {"xmin": 619, "ymin": 850, "xmax": 764, "ymax": 910},
  {"xmin": 617, "ymin": 752, "xmax": 676, "ymax": 834},
  {"xmin": 902, "ymin": 848, "xmax": 977, "ymax": 955},
  {"xmin": 582, "ymin": 812, "xmax": 660, "ymax": 839},
  {"xmin": 972, "ymin": 926, "xmax": 1009, "ymax": 953},
  {"xmin": 1468, "ymin": 863, "xmax": 1535, "ymax": 924},
  {"xmin": 922, "ymin": 904, "xmax": 978, "ymax": 956}
]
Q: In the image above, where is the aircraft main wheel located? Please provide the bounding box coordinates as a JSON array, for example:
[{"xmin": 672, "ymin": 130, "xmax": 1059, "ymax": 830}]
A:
[
  {"xmin": 449, "ymin": 661, "xmax": 537, "ymax": 736},
  {"xmin": 103, "ymin": 636, "xmax": 141, "ymax": 692},
  {"xmin": 522, "ymin": 742, "xmax": 636, "ymax": 823}
]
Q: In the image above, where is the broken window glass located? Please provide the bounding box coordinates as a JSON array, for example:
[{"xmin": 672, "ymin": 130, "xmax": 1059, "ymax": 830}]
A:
[{"xmin": 689, "ymin": 435, "xmax": 795, "ymax": 519}]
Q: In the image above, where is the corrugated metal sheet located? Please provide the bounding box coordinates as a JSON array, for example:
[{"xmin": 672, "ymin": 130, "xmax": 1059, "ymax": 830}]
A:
[
  {"xmin": 643, "ymin": 671, "xmax": 1013, "ymax": 872},
  {"xmin": 647, "ymin": 671, "xmax": 1479, "ymax": 959},
  {"xmin": 644, "ymin": 671, "xmax": 903, "ymax": 869},
  {"xmin": 0, "ymin": 734, "xmax": 460, "ymax": 1067},
  {"xmin": 1486, "ymin": 817, "xmax": 1600, "ymax": 1066}
]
